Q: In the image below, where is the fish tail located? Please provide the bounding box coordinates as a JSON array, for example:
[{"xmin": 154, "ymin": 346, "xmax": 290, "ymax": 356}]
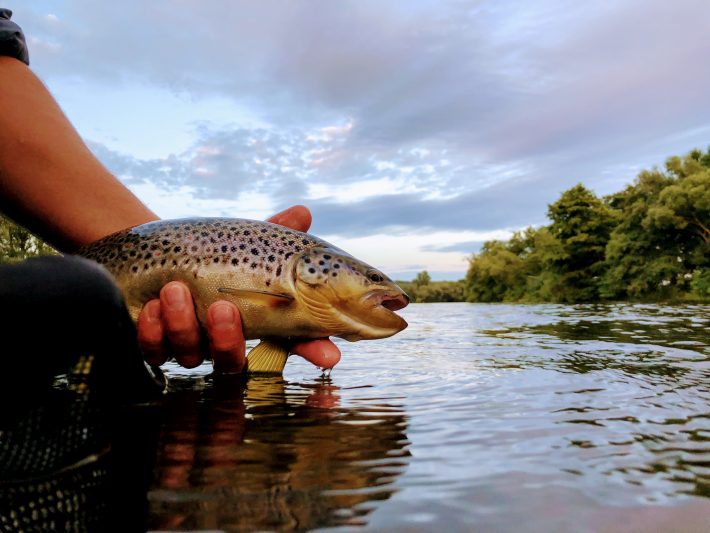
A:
[{"xmin": 247, "ymin": 340, "xmax": 289, "ymax": 374}]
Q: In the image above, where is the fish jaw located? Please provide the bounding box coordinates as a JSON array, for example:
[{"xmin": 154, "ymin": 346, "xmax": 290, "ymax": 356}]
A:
[{"xmin": 338, "ymin": 289, "xmax": 409, "ymax": 341}]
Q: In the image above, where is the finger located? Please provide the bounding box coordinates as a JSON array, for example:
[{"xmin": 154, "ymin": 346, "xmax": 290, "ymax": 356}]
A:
[
  {"xmin": 207, "ymin": 301, "xmax": 246, "ymax": 373},
  {"xmin": 137, "ymin": 299, "xmax": 168, "ymax": 366},
  {"xmin": 290, "ymin": 338, "xmax": 341, "ymax": 369},
  {"xmin": 267, "ymin": 205, "xmax": 312, "ymax": 232},
  {"xmin": 160, "ymin": 282, "xmax": 203, "ymax": 369}
]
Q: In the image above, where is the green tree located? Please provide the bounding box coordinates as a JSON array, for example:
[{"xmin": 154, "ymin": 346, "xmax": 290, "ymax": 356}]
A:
[
  {"xmin": 413, "ymin": 270, "xmax": 431, "ymax": 287},
  {"xmin": 465, "ymin": 240, "xmax": 527, "ymax": 302},
  {"xmin": 601, "ymin": 148, "xmax": 710, "ymax": 299},
  {"xmin": 547, "ymin": 184, "xmax": 616, "ymax": 301},
  {"xmin": 0, "ymin": 216, "xmax": 57, "ymax": 264}
]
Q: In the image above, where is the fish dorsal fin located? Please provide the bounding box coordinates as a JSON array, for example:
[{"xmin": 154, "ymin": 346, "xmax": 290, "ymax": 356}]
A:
[
  {"xmin": 218, "ymin": 287, "xmax": 294, "ymax": 303},
  {"xmin": 247, "ymin": 340, "xmax": 290, "ymax": 374}
]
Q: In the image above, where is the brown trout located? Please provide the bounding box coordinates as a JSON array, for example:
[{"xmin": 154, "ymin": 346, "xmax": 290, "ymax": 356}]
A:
[{"xmin": 78, "ymin": 218, "xmax": 409, "ymax": 373}]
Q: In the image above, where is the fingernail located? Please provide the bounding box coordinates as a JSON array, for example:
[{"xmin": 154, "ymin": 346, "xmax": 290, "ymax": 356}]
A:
[
  {"xmin": 146, "ymin": 301, "xmax": 160, "ymax": 321},
  {"xmin": 211, "ymin": 303, "xmax": 235, "ymax": 326},
  {"xmin": 164, "ymin": 284, "xmax": 186, "ymax": 310}
]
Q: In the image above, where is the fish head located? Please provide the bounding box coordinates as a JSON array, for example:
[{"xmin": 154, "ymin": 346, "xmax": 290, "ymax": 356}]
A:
[{"xmin": 293, "ymin": 247, "xmax": 409, "ymax": 341}]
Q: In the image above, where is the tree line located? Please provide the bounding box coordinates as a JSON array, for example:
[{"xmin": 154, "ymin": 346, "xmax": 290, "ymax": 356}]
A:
[
  {"xmin": 399, "ymin": 147, "xmax": 709, "ymax": 304},
  {"xmin": 465, "ymin": 147, "xmax": 709, "ymax": 303}
]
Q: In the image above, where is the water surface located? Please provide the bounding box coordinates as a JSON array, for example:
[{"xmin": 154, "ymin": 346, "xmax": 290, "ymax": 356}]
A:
[{"xmin": 146, "ymin": 303, "xmax": 710, "ymax": 531}]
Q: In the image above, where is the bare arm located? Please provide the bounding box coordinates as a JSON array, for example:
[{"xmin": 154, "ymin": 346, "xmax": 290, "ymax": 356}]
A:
[
  {"xmin": 0, "ymin": 56, "xmax": 340, "ymax": 372},
  {"xmin": 0, "ymin": 56, "xmax": 158, "ymax": 251}
]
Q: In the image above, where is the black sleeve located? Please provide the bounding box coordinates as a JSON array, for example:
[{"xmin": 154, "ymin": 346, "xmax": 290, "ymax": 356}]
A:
[{"xmin": 0, "ymin": 8, "xmax": 29, "ymax": 65}]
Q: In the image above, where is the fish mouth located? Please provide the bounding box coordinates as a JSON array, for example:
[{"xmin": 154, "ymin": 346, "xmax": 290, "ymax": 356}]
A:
[
  {"xmin": 355, "ymin": 290, "xmax": 410, "ymax": 337},
  {"xmin": 374, "ymin": 291, "xmax": 410, "ymax": 312}
]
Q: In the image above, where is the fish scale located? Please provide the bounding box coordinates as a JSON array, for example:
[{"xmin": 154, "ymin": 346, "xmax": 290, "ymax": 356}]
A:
[{"xmin": 78, "ymin": 217, "xmax": 409, "ymax": 374}]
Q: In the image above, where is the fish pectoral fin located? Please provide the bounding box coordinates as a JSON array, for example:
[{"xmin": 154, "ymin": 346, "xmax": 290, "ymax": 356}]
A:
[
  {"xmin": 218, "ymin": 287, "xmax": 294, "ymax": 303},
  {"xmin": 247, "ymin": 340, "xmax": 290, "ymax": 375}
]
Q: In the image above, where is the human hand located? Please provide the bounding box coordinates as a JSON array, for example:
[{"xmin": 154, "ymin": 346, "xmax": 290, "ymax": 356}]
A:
[{"xmin": 135, "ymin": 205, "xmax": 341, "ymax": 373}]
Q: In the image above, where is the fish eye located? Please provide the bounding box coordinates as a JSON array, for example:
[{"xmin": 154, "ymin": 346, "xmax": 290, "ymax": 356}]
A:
[{"xmin": 367, "ymin": 270, "xmax": 384, "ymax": 283}]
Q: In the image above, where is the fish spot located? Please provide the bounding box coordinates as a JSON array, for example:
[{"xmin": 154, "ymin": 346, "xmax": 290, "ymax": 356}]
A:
[
  {"xmin": 243, "ymin": 257, "xmax": 249, "ymax": 263},
  {"xmin": 284, "ymin": 252, "xmax": 294, "ymax": 259},
  {"xmin": 334, "ymin": 264, "xmax": 340, "ymax": 269},
  {"xmin": 141, "ymin": 243, "xmax": 149, "ymax": 251},
  {"xmin": 231, "ymin": 258, "xmax": 238, "ymax": 266},
  {"xmin": 265, "ymin": 280, "xmax": 271, "ymax": 286},
  {"xmin": 268, "ymin": 255, "xmax": 275, "ymax": 262},
  {"xmin": 243, "ymin": 230, "xmax": 250, "ymax": 236},
  {"xmin": 324, "ymin": 254, "xmax": 331, "ymax": 260},
  {"xmin": 132, "ymin": 265, "xmax": 138, "ymax": 273},
  {"xmin": 251, "ymin": 248, "xmax": 259, "ymax": 255},
  {"xmin": 129, "ymin": 251, "xmax": 137, "ymax": 257},
  {"xmin": 309, "ymin": 267, "xmax": 316, "ymax": 274},
  {"xmin": 261, "ymin": 228, "xmax": 267, "ymax": 233},
  {"xmin": 161, "ymin": 259, "xmax": 167, "ymax": 266},
  {"xmin": 250, "ymin": 262, "xmax": 258, "ymax": 269},
  {"xmin": 218, "ymin": 231, "xmax": 224, "ymax": 238},
  {"xmin": 302, "ymin": 239, "xmax": 309, "ymax": 245},
  {"xmin": 332, "ymin": 272, "xmax": 337, "ymax": 277},
  {"xmin": 276, "ymin": 265, "xmax": 282, "ymax": 277},
  {"xmin": 288, "ymin": 240, "xmax": 295, "ymax": 246},
  {"xmin": 173, "ymin": 246, "xmax": 182, "ymax": 253},
  {"xmin": 239, "ymin": 243, "xmax": 246, "ymax": 250},
  {"xmin": 231, "ymin": 246, "xmax": 238, "ymax": 252},
  {"xmin": 323, "ymin": 268, "xmax": 329, "ymax": 274},
  {"xmin": 305, "ymin": 258, "xmax": 311, "ymax": 264},
  {"xmin": 319, "ymin": 260, "xmax": 325, "ymax": 266}
]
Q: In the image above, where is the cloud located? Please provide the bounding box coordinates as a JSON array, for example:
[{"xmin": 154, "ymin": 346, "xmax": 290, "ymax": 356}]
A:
[
  {"xmin": 422, "ymin": 241, "xmax": 486, "ymax": 254},
  {"xmin": 6, "ymin": 0, "xmax": 710, "ymax": 277},
  {"xmin": 89, "ymin": 122, "xmax": 549, "ymax": 236},
  {"xmin": 15, "ymin": 0, "xmax": 708, "ymax": 155}
]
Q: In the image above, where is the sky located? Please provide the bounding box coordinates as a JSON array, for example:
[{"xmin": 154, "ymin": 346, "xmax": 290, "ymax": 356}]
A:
[{"xmin": 5, "ymin": 0, "xmax": 710, "ymax": 280}]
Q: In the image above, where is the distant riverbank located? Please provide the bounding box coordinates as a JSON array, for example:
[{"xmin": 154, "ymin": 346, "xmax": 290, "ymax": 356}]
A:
[{"xmin": 407, "ymin": 147, "xmax": 709, "ymax": 305}]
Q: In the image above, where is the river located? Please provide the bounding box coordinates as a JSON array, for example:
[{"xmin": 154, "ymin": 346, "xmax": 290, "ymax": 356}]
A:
[
  {"xmin": 2, "ymin": 303, "xmax": 710, "ymax": 531},
  {"xmin": 144, "ymin": 302, "xmax": 710, "ymax": 531}
]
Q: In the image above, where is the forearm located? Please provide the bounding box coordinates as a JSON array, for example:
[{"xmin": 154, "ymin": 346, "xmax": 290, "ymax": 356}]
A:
[{"xmin": 0, "ymin": 57, "xmax": 158, "ymax": 252}]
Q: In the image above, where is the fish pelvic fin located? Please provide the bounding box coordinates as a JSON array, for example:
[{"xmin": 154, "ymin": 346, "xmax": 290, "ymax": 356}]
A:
[
  {"xmin": 217, "ymin": 287, "xmax": 294, "ymax": 305},
  {"xmin": 247, "ymin": 340, "xmax": 289, "ymax": 375}
]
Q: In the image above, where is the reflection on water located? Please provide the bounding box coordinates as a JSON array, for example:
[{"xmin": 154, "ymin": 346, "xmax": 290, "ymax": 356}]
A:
[
  {"xmin": 3, "ymin": 302, "xmax": 710, "ymax": 531},
  {"xmin": 148, "ymin": 376, "xmax": 410, "ymax": 531}
]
